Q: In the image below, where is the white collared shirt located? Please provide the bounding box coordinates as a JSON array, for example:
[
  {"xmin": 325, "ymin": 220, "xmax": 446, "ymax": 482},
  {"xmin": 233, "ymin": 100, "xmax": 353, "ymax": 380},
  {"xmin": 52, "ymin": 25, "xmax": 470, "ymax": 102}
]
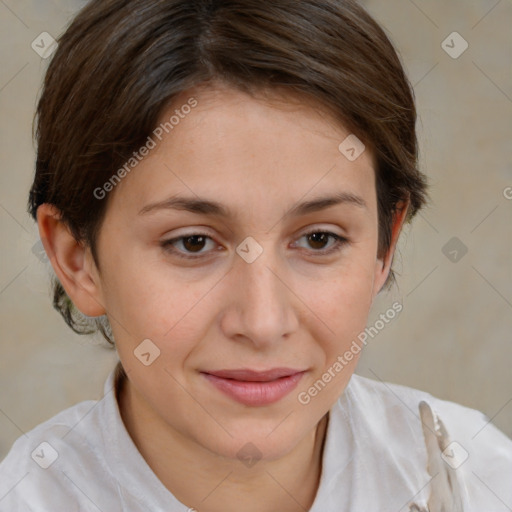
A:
[{"xmin": 1, "ymin": 367, "xmax": 511, "ymax": 511}]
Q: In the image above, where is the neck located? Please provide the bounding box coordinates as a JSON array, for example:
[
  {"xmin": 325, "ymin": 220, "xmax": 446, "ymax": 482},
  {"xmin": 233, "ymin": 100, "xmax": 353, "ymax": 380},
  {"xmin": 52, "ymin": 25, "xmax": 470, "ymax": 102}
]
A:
[{"xmin": 117, "ymin": 373, "xmax": 329, "ymax": 512}]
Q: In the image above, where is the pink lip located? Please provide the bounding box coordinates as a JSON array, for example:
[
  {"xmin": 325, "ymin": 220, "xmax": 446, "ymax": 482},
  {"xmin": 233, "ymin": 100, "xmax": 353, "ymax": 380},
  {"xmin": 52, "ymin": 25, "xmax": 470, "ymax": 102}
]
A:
[{"xmin": 201, "ymin": 368, "xmax": 306, "ymax": 406}]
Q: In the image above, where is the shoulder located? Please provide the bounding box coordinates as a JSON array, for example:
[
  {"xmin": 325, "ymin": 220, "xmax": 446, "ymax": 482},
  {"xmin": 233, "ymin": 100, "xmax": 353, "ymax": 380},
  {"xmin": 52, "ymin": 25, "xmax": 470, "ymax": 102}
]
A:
[
  {"xmin": 346, "ymin": 373, "xmax": 512, "ymax": 446},
  {"xmin": 0, "ymin": 398, "xmax": 116, "ymax": 511},
  {"xmin": 341, "ymin": 374, "xmax": 512, "ymax": 509},
  {"xmin": 0, "ymin": 397, "xmax": 98, "ymax": 469}
]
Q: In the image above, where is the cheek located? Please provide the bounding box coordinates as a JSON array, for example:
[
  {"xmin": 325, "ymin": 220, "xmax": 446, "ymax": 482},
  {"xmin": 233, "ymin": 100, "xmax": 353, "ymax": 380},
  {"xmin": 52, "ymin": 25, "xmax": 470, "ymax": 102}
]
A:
[
  {"xmin": 298, "ymin": 245, "xmax": 377, "ymax": 378},
  {"xmin": 98, "ymin": 247, "xmax": 205, "ymax": 353},
  {"xmin": 305, "ymin": 250, "xmax": 377, "ymax": 329},
  {"xmin": 295, "ymin": 282, "xmax": 372, "ymax": 410}
]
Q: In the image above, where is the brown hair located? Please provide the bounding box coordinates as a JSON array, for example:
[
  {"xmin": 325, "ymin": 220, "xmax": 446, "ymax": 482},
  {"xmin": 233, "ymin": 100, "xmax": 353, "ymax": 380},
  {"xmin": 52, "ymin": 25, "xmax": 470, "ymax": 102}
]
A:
[{"xmin": 28, "ymin": 0, "xmax": 428, "ymax": 348}]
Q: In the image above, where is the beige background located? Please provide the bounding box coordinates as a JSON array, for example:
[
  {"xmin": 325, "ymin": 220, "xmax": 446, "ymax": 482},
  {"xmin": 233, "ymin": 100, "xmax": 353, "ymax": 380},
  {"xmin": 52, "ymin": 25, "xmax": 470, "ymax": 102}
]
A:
[{"xmin": 1, "ymin": 0, "xmax": 511, "ymax": 459}]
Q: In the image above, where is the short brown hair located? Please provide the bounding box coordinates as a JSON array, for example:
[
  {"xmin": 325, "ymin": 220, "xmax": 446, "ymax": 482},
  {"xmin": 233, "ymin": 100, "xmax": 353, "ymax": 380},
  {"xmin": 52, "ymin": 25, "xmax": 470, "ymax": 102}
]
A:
[{"xmin": 28, "ymin": 0, "xmax": 429, "ymax": 346}]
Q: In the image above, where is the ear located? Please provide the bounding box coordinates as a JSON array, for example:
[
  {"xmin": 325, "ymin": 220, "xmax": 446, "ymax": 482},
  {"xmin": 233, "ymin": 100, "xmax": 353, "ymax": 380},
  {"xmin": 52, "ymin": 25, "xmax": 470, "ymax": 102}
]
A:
[
  {"xmin": 371, "ymin": 198, "xmax": 410, "ymax": 298},
  {"xmin": 36, "ymin": 203, "xmax": 107, "ymax": 317}
]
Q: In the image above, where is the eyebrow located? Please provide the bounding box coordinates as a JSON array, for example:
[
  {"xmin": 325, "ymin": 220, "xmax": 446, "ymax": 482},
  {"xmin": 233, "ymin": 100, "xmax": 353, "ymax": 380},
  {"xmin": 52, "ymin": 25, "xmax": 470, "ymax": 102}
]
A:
[{"xmin": 138, "ymin": 191, "xmax": 367, "ymax": 219}]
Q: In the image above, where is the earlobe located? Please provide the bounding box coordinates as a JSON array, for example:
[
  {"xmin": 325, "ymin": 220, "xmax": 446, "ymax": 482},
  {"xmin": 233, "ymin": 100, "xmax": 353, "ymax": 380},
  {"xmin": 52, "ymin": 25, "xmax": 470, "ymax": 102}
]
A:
[
  {"xmin": 372, "ymin": 199, "xmax": 410, "ymax": 298},
  {"xmin": 36, "ymin": 203, "xmax": 107, "ymax": 317}
]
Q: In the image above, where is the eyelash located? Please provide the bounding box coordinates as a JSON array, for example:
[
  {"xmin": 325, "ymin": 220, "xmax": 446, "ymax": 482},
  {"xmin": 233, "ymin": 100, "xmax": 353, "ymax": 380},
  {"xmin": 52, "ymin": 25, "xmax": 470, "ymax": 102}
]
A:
[{"xmin": 160, "ymin": 229, "xmax": 349, "ymax": 260}]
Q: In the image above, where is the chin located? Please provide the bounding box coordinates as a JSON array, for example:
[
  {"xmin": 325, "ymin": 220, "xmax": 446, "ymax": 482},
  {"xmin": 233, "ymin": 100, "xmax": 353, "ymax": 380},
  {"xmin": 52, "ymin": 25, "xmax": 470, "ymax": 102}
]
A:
[{"xmin": 191, "ymin": 416, "xmax": 309, "ymax": 465}]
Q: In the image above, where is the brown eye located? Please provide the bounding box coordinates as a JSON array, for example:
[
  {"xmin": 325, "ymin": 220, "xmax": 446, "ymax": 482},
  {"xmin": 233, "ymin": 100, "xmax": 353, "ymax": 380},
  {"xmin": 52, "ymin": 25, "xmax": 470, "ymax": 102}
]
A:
[
  {"xmin": 181, "ymin": 235, "xmax": 207, "ymax": 253},
  {"xmin": 294, "ymin": 230, "xmax": 349, "ymax": 255},
  {"xmin": 307, "ymin": 232, "xmax": 330, "ymax": 250},
  {"xmin": 161, "ymin": 232, "xmax": 217, "ymax": 259}
]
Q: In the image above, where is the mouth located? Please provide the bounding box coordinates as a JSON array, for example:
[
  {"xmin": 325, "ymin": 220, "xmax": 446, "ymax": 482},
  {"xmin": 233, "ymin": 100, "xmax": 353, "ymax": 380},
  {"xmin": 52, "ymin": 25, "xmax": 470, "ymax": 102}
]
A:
[{"xmin": 200, "ymin": 367, "xmax": 307, "ymax": 406}]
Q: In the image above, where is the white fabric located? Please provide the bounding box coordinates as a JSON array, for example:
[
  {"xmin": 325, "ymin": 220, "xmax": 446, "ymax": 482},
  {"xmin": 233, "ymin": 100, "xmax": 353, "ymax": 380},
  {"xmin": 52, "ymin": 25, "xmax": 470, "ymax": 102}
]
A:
[{"xmin": 1, "ymin": 368, "xmax": 511, "ymax": 512}]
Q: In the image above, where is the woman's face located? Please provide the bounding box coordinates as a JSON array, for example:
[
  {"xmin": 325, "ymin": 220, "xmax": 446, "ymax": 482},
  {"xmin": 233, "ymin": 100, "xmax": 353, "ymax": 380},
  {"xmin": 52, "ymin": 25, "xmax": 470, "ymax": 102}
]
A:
[{"xmin": 90, "ymin": 83, "xmax": 400, "ymax": 461}]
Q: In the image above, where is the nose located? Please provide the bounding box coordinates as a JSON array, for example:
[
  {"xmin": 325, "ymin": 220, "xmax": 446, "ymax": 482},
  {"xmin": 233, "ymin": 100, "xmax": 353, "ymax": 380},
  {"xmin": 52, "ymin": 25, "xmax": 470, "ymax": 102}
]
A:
[{"xmin": 219, "ymin": 238, "xmax": 299, "ymax": 349}]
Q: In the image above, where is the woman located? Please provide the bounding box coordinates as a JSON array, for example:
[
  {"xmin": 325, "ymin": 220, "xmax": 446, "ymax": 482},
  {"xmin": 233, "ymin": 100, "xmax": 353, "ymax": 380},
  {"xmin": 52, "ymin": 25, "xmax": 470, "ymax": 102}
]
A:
[{"xmin": 1, "ymin": 1, "xmax": 511, "ymax": 510}]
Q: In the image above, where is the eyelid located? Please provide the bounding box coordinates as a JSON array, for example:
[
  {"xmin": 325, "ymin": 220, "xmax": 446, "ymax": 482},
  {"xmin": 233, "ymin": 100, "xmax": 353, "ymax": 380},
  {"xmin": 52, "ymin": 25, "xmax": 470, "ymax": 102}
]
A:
[{"xmin": 297, "ymin": 225, "xmax": 346, "ymax": 238}]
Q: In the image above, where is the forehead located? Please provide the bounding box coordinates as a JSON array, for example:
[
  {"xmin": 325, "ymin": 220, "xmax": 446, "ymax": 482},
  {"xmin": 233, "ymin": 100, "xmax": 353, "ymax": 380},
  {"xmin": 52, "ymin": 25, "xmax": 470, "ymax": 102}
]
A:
[{"xmin": 108, "ymin": 83, "xmax": 377, "ymax": 221}]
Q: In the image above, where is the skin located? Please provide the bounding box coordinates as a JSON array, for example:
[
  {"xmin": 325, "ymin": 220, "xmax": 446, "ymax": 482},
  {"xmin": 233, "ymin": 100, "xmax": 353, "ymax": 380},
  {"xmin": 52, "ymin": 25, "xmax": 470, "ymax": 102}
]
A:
[{"xmin": 37, "ymin": 82, "xmax": 409, "ymax": 512}]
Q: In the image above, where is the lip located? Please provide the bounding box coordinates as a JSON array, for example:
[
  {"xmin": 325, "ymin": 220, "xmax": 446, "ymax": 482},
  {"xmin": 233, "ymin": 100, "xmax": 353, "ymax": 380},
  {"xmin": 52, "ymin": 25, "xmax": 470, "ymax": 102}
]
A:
[
  {"xmin": 205, "ymin": 367, "xmax": 304, "ymax": 381},
  {"xmin": 201, "ymin": 368, "xmax": 307, "ymax": 406}
]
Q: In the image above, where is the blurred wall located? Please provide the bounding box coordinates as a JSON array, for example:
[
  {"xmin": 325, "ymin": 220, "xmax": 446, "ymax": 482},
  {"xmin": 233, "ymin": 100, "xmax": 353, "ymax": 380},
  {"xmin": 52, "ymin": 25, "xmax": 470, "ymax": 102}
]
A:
[{"xmin": 1, "ymin": 0, "xmax": 511, "ymax": 459}]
